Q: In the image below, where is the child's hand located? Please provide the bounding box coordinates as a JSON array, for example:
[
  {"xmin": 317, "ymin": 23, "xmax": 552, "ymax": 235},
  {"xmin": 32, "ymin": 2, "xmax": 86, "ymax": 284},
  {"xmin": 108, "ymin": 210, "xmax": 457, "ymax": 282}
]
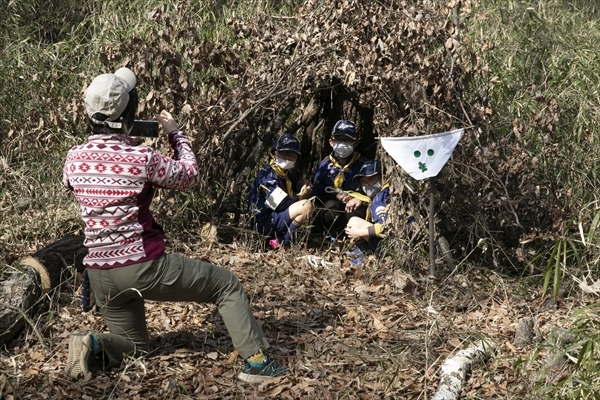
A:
[
  {"xmin": 345, "ymin": 197, "xmax": 362, "ymax": 213},
  {"xmin": 298, "ymin": 184, "xmax": 312, "ymax": 199},
  {"xmin": 296, "ymin": 178, "xmax": 311, "ymax": 191},
  {"xmin": 336, "ymin": 192, "xmax": 349, "ymax": 203},
  {"xmin": 345, "ymin": 217, "xmax": 373, "ymax": 240},
  {"xmin": 345, "ymin": 223, "xmax": 364, "ymax": 240},
  {"xmin": 156, "ymin": 110, "xmax": 179, "ymax": 133}
]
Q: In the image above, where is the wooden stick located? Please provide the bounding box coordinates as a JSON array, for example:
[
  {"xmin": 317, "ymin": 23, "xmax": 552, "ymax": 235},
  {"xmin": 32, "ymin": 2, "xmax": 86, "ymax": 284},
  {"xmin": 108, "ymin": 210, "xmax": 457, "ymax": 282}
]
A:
[
  {"xmin": 429, "ymin": 178, "xmax": 436, "ymax": 277},
  {"xmin": 432, "ymin": 339, "xmax": 496, "ymax": 400}
]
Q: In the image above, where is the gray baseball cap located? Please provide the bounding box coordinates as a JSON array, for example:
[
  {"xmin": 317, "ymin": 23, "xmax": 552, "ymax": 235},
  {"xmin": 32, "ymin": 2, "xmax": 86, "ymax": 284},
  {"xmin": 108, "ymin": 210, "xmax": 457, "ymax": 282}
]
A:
[{"xmin": 84, "ymin": 67, "xmax": 137, "ymax": 128}]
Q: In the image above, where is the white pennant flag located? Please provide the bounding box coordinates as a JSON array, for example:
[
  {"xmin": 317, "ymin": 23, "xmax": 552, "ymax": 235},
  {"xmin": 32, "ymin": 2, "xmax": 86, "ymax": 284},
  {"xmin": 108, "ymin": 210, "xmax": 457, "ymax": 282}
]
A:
[{"xmin": 380, "ymin": 129, "xmax": 463, "ymax": 180}]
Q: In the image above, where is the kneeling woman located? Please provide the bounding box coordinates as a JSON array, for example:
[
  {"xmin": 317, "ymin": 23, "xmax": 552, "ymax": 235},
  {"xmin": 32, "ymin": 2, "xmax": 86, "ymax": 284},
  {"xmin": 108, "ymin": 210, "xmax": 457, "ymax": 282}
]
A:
[
  {"xmin": 248, "ymin": 133, "xmax": 314, "ymax": 248},
  {"xmin": 344, "ymin": 159, "xmax": 391, "ymax": 254}
]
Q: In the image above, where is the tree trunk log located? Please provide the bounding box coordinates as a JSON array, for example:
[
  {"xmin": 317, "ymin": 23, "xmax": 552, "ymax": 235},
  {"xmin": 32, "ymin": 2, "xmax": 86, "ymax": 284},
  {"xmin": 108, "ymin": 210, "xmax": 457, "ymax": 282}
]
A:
[
  {"xmin": 0, "ymin": 235, "xmax": 87, "ymax": 346},
  {"xmin": 0, "ymin": 269, "xmax": 42, "ymax": 347},
  {"xmin": 432, "ymin": 339, "xmax": 496, "ymax": 400}
]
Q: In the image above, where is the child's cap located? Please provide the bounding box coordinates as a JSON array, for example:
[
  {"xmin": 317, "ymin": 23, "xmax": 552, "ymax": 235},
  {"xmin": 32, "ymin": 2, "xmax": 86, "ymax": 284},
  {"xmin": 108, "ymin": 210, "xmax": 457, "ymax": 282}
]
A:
[
  {"xmin": 331, "ymin": 120, "xmax": 357, "ymax": 140},
  {"xmin": 273, "ymin": 133, "xmax": 301, "ymax": 154},
  {"xmin": 84, "ymin": 67, "xmax": 137, "ymax": 129},
  {"xmin": 354, "ymin": 159, "xmax": 382, "ymax": 181}
]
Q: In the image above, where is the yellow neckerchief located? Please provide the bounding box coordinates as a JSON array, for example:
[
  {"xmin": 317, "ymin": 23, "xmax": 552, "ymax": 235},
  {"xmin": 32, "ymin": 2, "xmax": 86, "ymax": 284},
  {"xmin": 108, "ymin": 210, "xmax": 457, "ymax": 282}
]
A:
[
  {"xmin": 270, "ymin": 160, "xmax": 294, "ymax": 196},
  {"xmin": 329, "ymin": 152, "xmax": 361, "ymax": 189},
  {"xmin": 345, "ymin": 182, "xmax": 390, "ymax": 222}
]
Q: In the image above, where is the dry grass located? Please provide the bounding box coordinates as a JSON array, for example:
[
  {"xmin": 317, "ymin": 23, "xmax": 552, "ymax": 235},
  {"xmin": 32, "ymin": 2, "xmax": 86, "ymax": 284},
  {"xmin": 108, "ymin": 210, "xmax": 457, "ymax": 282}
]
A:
[{"xmin": 2, "ymin": 0, "xmax": 600, "ymax": 398}]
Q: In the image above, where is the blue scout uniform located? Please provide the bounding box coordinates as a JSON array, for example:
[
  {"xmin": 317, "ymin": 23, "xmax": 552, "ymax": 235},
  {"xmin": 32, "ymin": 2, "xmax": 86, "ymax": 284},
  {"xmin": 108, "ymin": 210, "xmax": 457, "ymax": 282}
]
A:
[
  {"xmin": 248, "ymin": 162, "xmax": 300, "ymax": 235},
  {"xmin": 361, "ymin": 183, "xmax": 391, "ymax": 251},
  {"xmin": 313, "ymin": 119, "xmax": 370, "ymax": 237},
  {"xmin": 312, "ymin": 152, "xmax": 369, "ymax": 202},
  {"xmin": 349, "ymin": 159, "xmax": 391, "ymax": 253}
]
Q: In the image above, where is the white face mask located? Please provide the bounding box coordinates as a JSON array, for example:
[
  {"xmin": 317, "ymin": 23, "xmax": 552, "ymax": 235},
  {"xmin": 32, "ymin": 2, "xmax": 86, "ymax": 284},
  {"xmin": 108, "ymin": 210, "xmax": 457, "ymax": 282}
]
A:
[
  {"xmin": 333, "ymin": 142, "xmax": 354, "ymax": 158},
  {"xmin": 362, "ymin": 181, "xmax": 381, "ymax": 197},
  {"xmin": 274, "ymin": 157, "xmax": 295, "ymax": 170}
]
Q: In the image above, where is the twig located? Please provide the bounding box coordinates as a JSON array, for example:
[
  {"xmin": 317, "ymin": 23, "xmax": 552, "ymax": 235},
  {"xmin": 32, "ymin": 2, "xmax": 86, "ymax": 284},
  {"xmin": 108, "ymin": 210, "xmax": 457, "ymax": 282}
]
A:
[
  {"xmin": 457, "ymin": 99, "xmax": 524, "ymax": 230},
  {"xmin": 221, "ymin": 89, "xmax": 289, "ymax": 142},
  {"xmin": 220, "ymin": 33, "xmax": 350, "ymax": 144},
  {"xmin": 1, "ymin": 302, "xmax": 49, "ymax": 354}
]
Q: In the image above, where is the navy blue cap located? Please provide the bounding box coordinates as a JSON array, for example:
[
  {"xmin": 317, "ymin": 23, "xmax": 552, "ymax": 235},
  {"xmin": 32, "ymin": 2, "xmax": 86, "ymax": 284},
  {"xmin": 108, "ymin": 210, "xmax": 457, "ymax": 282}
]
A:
[
  {"xmin": 331, "ymin": 120, "xmax": 357, "ymax": 140},
  {"xmin": 353, "ymin": 159, "xmax": 382, "ymax": 181},
  {"xmin": 273, "ymin": 133, "xmax": 301, "ymax": 154}
]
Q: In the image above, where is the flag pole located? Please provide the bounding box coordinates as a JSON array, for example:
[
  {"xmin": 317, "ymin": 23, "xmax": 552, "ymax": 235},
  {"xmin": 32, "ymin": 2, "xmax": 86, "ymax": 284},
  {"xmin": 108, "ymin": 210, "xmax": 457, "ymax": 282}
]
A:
[
  {"xmin": 429, "ymin": 177, "xmax": 436, "ymax": 277},
  {"xmin": 378, "ymin": 129, "xmax": 464, "ymax": 277}
]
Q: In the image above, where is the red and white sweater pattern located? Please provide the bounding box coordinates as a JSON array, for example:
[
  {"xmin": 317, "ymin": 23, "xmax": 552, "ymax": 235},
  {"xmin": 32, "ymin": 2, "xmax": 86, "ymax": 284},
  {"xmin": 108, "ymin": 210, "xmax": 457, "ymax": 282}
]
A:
[{"xmin": 63, "ymin": 130, "xmax": 199, "ymax": 268}]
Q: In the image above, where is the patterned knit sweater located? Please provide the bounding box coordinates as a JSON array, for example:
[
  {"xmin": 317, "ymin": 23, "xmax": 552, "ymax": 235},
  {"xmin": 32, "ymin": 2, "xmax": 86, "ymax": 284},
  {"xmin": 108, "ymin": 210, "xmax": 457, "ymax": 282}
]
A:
[{"xmin": 63, "ymin": 130, "xmax": 199, "ymax": 268}]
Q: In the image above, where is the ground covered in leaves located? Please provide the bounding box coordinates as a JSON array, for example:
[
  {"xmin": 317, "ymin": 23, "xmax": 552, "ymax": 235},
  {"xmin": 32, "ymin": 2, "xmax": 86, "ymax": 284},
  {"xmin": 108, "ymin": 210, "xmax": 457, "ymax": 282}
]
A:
[{"xmin": 0, "ymin": 235, "xmax": 586, "ymax": 399}]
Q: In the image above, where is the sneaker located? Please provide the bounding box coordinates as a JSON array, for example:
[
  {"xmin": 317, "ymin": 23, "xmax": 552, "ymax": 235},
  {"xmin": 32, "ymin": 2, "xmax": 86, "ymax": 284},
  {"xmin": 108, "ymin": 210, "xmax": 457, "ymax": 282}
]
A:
[
  {"xmin": 268, "ymin": 238, "xmax": 281, "ymax": 250},
  {"xmin": 238, "ymin": 357, "xmax": 289, "ymax": 383},
  {"xmin": 65, "ymin": 331, "xmax": 96, "ymax": 379}
]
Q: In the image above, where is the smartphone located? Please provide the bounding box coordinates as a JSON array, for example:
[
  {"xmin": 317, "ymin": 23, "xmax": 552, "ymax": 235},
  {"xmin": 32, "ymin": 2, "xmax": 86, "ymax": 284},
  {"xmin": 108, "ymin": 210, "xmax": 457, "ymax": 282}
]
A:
[{"xmin": 130, "ymin": 120, "xmax": 159, "ymax": 137}]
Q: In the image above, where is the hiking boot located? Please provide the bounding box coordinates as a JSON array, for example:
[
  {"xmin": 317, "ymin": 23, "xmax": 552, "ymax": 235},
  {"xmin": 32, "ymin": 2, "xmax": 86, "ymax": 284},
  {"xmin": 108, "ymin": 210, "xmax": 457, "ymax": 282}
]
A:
[
  {"xmin": 65, "ymin": 331, "xmax": 96, "ymax": 379},
  {"xmin": 238, "ymin": 356, "xmax": 289, "ymax": 383}
]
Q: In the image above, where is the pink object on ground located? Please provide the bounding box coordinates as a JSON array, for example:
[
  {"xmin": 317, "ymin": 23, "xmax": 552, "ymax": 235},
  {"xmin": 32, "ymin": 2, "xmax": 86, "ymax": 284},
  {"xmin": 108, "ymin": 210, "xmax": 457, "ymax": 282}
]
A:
[{"xmin": 268, "ymin": 239, "xmax": 281, "ymax": 250}]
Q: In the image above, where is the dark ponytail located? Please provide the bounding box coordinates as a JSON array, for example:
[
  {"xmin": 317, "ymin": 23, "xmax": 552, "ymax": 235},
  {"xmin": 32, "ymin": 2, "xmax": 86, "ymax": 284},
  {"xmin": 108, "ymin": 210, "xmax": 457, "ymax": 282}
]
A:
[
  {"xmin": 120, "ymin": 88, "xmax": 138, "ymax": 131},
  {"xmin": 88, "ymin": 88, "xmax": 139, "ymax": 135}
]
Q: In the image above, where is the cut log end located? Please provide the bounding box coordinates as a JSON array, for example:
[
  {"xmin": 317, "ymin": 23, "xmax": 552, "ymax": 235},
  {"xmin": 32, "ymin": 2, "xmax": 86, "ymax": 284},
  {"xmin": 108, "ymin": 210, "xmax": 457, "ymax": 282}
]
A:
[
  {"xmin": 0, "ymin": 234, "xmax": 87, "ymax": 347},
  {"xmin": 18, "ymin": 257, "xmax": 51, "ymax": 293}
]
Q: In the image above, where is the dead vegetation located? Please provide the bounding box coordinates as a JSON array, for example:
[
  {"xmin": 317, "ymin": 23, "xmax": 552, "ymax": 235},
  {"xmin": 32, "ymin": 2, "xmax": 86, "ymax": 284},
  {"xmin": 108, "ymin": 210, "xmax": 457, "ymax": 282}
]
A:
[
  {"xmin": 0, "ymin": 235, "xmax": 586, "ymax": 399},
  {"xmin": 0, "ymin": 0, "xmax": 559, "ymax": 273},
  {"xmin": 2, "ymin": 0, "xmax": 600, "ymax": 398}
]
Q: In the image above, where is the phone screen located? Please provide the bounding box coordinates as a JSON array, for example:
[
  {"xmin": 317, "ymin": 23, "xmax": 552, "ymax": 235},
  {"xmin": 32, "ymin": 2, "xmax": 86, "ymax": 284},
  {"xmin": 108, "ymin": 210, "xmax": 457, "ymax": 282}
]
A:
[{"xmin": 130, "ymin": 120, "xmax": 159, "ymax": 137}]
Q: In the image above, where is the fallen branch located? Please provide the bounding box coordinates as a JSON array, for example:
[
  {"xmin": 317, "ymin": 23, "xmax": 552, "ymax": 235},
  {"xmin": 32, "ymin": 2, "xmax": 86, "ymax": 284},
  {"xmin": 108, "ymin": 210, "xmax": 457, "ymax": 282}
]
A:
[
  {"xmin": 221, "ymin": 89, "xmax": 289, "ymax": 143},
  {"xmin": 432, "ymin": 339, "xmax": 496, "ymax": 400},
  {"xmin": 0, "ymin": 235, "xmax": 86, "ymax": 346},
  {"xmin": 1, "ymin": 302, "xmax": 48, "ymax": 354}
]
